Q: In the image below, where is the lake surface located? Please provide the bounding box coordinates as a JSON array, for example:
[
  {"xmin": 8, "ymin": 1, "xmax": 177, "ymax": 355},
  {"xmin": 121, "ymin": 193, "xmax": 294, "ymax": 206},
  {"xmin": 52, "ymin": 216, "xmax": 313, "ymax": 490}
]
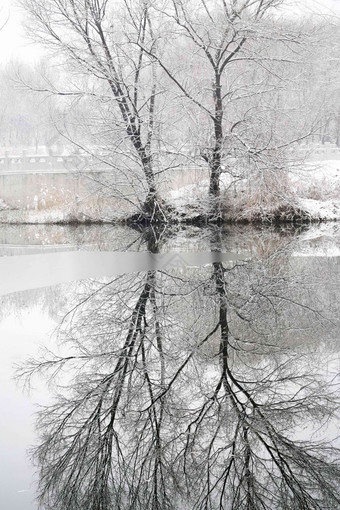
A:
[{"xmin": 1, "ymin": 223, "xmax": 340, "ymax": 510}]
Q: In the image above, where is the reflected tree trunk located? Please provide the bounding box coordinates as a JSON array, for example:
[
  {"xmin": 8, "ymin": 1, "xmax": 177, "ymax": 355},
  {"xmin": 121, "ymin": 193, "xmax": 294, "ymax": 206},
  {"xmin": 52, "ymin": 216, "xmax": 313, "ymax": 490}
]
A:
[{"xmin": 17, "ymin": 229, "xmax": 340, "ymax": 509}]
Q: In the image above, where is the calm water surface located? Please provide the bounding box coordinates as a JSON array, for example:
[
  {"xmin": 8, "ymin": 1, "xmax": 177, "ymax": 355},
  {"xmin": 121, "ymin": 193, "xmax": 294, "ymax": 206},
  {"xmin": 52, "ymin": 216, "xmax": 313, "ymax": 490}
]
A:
[{"xmin": 1, "ymin": 223, "xmax": 340, "ymax": 510}]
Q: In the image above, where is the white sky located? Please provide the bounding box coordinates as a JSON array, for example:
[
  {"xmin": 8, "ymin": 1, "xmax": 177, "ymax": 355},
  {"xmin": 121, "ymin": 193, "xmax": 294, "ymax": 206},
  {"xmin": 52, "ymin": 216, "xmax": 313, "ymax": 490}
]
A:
[
  {"xmin": 0, "ymin": 0, "xmax": 43, "ymax": 64},
  {"xmin": 0, "ymin": 0, "xmax": 339, "ymax": 63},
  {"xmin": 291, "ymin": 0, "xmax": 340, "ymax": 14}
]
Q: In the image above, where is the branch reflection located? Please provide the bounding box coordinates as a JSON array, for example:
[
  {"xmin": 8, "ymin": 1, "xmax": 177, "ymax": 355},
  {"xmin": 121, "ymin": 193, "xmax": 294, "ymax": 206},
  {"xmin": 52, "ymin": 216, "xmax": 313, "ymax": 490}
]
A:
[{"xmin": 18, "ymin": 229, "xmax": 340, "ymax": 510}]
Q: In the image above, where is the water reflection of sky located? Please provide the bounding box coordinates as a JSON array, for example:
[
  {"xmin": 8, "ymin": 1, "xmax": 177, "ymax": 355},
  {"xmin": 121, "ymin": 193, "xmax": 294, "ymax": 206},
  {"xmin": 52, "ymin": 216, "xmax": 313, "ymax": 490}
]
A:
[{"xmin": 0, "ymin": 308, "xmax": 55, "ymax": 510}]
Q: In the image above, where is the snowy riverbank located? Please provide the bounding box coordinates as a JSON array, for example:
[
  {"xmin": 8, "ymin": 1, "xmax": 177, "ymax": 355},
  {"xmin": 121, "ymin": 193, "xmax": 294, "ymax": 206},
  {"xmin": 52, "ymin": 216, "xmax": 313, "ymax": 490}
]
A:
[
  {"xmin": 0, "ymin": 159, "xmax": 339, "ymax": 225},
  {"xmin": 169, "ymin": 159, "xmax": 340, "ymax": 223}
]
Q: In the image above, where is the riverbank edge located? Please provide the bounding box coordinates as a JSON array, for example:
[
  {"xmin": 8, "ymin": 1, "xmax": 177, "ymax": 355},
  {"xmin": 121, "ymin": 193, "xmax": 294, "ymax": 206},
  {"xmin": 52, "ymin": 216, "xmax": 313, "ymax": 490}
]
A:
[{"xmin": 0, "ymin": 201, "xmax": 336, "ymax": 226}]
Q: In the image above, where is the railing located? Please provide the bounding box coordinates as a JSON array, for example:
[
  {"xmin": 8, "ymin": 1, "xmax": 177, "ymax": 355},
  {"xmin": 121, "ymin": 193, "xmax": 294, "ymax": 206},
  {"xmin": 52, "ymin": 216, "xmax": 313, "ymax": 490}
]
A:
[
  {"xmin": 0, "ymin": 142, "xmax": 339, "ymax": 175},
  {"xmin": 0, "ymin": 151, "xmax": 107, "ymax": 174}
]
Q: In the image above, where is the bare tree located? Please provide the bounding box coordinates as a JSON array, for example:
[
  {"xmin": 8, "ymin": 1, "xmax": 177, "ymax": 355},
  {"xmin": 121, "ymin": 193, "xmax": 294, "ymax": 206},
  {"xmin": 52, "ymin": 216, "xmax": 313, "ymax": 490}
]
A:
[
  {"xmin": 139, "ymin": 0, "xmax": 315, "ymax": 220},
  {"xmin": 18, "ymin": 0, "xmax": 331, "ymax": 223},
  {"xmin": 20, "ymin": 0, "xmax": 172, "ymax": 222}
]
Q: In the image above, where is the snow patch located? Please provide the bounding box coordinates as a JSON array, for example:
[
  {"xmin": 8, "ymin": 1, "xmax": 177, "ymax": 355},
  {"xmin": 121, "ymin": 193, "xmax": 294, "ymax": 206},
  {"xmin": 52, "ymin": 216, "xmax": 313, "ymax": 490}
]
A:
[{"xmin": 298, "ymin": 198, "xmax": 340, "ymax": 221}]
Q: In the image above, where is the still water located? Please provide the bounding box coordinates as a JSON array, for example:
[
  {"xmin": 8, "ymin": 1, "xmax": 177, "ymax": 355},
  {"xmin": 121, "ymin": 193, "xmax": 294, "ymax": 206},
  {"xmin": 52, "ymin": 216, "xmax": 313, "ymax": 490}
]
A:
[{"xmin": 1, "ymin": 223, "xmax": 340, "ymax": 510}]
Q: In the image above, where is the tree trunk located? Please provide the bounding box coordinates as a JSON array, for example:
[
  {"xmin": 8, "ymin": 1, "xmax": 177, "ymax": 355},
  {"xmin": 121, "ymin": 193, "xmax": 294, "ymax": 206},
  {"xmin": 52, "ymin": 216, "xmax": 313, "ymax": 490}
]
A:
[
  {"xmin": 130, "ymin": 139, "xmax": 170, "ymax": 224},
  {"xmin": 141, "ymin": 154, "xmax": 167, "ymax": 223},
  {"xmin": 208, "ymin": 73, "xmax": 223, "ymax": 222}
]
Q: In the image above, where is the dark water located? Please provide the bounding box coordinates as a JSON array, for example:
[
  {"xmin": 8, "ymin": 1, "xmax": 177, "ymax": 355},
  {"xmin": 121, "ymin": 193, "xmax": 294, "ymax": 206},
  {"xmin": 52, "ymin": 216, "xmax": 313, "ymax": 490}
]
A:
[{"xmin": 1, "ymin": 223, "xmax": 340, "ymax": 510}]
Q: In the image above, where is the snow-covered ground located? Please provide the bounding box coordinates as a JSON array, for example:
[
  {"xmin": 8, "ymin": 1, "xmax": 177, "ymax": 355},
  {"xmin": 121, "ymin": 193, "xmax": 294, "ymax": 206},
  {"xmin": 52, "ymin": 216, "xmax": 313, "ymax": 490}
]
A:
[
  {"xmin": 292, "ymin": 160, "xmax": 340, "ymax": 220},
  {"xmin": 298, "ymin": 198, "xmax": 340, "ymax": 221},
  {"xmin": 291, "ymin": 160, "xmax": 340, "ymax": 188},
  {"xmin": 168, "ymin": 159, "xmax": 340, "ymax": 222}
]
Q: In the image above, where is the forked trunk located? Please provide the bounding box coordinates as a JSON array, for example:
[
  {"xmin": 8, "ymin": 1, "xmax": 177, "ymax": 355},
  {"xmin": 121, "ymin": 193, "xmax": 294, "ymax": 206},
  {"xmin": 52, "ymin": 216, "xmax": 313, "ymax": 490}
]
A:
[
  {"xmin": 129, "ymin": 146, "xmax": 171, "ymax": 224},
  {"xmin": 141, "ymin": 157, "xmax": 168, "ymax": 223}
]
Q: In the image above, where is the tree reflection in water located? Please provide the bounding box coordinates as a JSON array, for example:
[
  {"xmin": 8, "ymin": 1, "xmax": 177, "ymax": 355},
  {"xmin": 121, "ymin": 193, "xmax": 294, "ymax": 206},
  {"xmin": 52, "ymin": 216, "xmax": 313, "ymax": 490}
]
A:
[{"xmin": 18, "ymin": 229, "xmax": 340, "ymax": 510}]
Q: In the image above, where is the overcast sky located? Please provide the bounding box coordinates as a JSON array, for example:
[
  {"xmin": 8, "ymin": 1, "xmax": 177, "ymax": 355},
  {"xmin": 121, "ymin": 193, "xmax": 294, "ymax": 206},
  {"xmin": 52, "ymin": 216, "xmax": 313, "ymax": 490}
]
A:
[
  {"xmin": 0, "ymin": 0, "xmax": 43, "ymax": 64},
  {"xmin": 0, "ymin": 0, "xmax": 339, "ymax": 64}
]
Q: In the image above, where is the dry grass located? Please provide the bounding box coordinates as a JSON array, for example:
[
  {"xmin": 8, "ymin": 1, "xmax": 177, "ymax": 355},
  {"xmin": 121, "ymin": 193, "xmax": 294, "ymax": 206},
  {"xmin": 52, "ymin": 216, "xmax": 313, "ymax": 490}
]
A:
[
  {"xmin": 0, "ymin": 194, "xmax": 134, "ymax": 224},
  {"xmin": 221, "ymin": 170, "xmax": 311, "ymax": 224},
  {"xmin": 299, "ymin": 178, "xmax": 340, "ymax": 201}
]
